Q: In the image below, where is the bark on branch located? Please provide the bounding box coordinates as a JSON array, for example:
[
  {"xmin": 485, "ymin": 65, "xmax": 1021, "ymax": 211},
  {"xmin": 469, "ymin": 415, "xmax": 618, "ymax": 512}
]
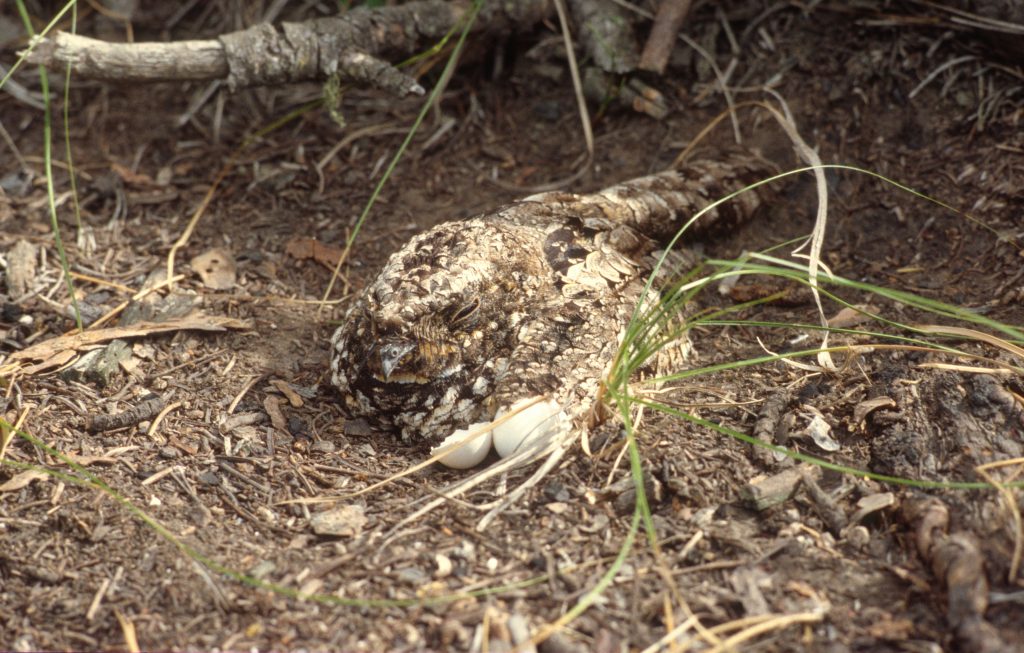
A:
[{"xmin": 23, "ymin": 0, "xmax": 553, "ymax": 95}]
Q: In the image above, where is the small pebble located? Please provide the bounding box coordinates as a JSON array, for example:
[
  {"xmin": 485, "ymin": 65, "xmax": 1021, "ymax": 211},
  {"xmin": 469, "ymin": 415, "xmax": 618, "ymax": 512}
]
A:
[
  {"xmin": 434, "ymin": 553, "xmax": 453, "ymax": 579},
  {"xmin": 198, "ymin": 471, "xmax": 221, "ymax": 486}
]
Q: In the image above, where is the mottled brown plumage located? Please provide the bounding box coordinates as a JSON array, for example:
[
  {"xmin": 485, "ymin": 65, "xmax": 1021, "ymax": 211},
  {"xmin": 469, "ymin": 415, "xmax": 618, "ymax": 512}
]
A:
[{"xmin": 330, "ymin": 152, "xmax": 775, "ymax": 450}]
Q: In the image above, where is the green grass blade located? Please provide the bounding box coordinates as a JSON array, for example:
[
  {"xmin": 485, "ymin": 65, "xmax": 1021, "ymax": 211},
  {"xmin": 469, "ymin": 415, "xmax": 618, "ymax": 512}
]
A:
[{"xmin": 15, "ymin": 0, "xmax": 82, "ymax": 329}]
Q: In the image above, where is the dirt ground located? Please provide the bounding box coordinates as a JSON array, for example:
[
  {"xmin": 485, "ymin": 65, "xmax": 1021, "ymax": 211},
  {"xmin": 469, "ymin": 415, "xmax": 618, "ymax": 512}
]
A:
[{"xmin": 1, "ymin": 2, "xmax": 1023, "ymax": 651}]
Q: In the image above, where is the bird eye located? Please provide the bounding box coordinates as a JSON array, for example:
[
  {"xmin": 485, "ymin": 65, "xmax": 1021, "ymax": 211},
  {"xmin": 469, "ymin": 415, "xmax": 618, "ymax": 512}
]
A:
[{"xmin": 448, "ymin": 298, "xmax": 480, "ymax": 324}]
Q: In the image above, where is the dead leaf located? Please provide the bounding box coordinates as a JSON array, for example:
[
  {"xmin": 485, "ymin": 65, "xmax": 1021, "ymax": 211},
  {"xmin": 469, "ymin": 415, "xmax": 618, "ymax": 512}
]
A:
[
  {"xmin": 190, "ymin": 247, "xmax": 237, "ymax": 290},
  {"xmin": 285, "ymin": 237, "xmax": 345, "ymax": 269},
  {"xmin": 8, "ymin": 315, "xmax": 252, "ymax": 375},
  {"xmin": 849, "ymin": 492, "xmax": 897, "ymax": 525},
  {"xmin": 62, "ymin": 453, "xmax": 119, "ymax": 466},
  {"xmin": 867, "ymin": 614, "xmax": 914, "ymax": 640},
  {"xmin": 785, "ymin": 579, "xmax": 821, "ymax": 599},
  {"xmin": 0, "ymin": 469, "xmax": 49, "ymax": 492},
  {"xmin": 827, "ymin": 304, "xmax": 878, "ymax": 328},
  {"xmin": 270, "ymin": 379, "xmax": 304, "ymax": 408},
  {"xmin": 310, "ymin": 504, "xmax": 367, "ymax": 537},
  {"xmin": 263, "ymin": 395, "xmax": 287, "ymax": 432},
  {"xmin": 806, "ymin": 414, "xmax": 839, "ymax": 451},
  {"xmin": 119, "ymin": 356, "xmax": 142, "ymax": 375},
  {"xmin": 110, "ymin": 162, "xmax": 156, "ymax": 187},
  {"xmin": 6, "ymin": 240, "xmax": 38, "ymax": 298},
  {"xmin": 798, "ymin": 406, "xmax": 840, "ymax": 452},
  {"xmin": 853, "ymin": 396, "xmax": 896, "ymax": 429}
]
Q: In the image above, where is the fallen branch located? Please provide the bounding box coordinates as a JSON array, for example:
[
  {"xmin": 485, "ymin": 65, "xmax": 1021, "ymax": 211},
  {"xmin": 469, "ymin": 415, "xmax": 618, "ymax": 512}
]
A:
[{"xmin": 22, "ymin": 1, "xmax": 552, "ymax": 94}]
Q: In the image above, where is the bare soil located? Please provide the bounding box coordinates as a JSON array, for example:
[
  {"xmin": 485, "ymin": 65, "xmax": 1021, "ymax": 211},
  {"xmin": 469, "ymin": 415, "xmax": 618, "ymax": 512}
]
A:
[{"xmin": 2, "ymin": 3, "xmax": 1023, "ymax": 652}]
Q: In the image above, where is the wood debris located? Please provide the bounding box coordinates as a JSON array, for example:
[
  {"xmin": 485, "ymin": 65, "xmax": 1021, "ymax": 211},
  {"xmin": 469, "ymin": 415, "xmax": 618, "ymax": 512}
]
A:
[{"xmin": 4, "ymin": 314, "xmax": 252, "ymax": 375}]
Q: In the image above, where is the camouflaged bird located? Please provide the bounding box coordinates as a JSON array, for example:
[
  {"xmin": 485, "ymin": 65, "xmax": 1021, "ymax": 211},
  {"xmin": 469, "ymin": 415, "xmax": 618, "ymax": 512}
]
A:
[{"xmin": 330, "ymin": 151, "xmax": 775, "ymax": 466}]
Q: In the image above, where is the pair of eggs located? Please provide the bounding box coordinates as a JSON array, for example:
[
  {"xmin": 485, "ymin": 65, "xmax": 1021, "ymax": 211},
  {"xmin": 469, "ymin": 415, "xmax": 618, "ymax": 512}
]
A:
[{"xmin": 430, "ymin": 398, "xmax": 568, "ymax": 468}]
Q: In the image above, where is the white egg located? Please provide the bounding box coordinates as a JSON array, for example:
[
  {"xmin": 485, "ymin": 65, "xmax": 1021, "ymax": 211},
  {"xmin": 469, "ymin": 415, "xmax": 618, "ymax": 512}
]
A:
[
  {"xmin": 431, "ymin": 422, "xmax": 493, "ymax": 469},
  {"xmin": 493, "ymin": 398, "xmax": 566, "ymax": 458}
]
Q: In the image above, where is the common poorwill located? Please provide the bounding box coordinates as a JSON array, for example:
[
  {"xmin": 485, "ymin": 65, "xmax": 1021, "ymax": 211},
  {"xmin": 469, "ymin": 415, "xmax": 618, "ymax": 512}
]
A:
[{"xmin": 330, "ymin": 151, "xmax": 774, "ymax": 465}]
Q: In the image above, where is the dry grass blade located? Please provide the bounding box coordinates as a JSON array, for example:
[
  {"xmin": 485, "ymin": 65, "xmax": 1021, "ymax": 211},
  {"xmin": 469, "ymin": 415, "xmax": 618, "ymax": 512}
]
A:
[
  {"xmin": 84, "ymin": 273, "xmax": 186, "ymax": 330},
  {"xmin": 330, "ymin": 396, "xmax": 549, "ymax": 502},
  {"xmin": 115, "ymin": 609, "xmax": 141, "ymax": 653},
  {"xmin": 916, "ymin": 362, "xmax": 1016, "ymax": 375},
  {"xmin": 313, "ymin": 122, "xmax": 405, "ymax": 194},
  {"xmin": 475, "ymin": 439, "xmax": 571, "ymax": 531},
  {"xmin": 0, "ymin": 407, "xmax": 29, "ymax": 462},
  {"xmin": 699, "ymin": 611, "xmax": 825, "ymax": 653},
  {"xmin": 383, "ymin": 427, "xmax": 575, "ymax": 539},
  {"xmin": 911, "ymin": 0, "xmax": 1024, "ymax": 34},
  {"xmin": 914, "ymin": 324, "xmax": 1024, "ymax": 361},
  {"xmin": 166, "ymin": 162, "xmax": 233, "ymax": 289},
  {"xmin": 671, "ymin": 96, "xmax": 835, "ymax": 369},
  {"xmin": 639, "ymin": 615, "xmax": 700, "ymax": 653},
  {"xmin": 759, "ymin": 91, "xmax": 834, "ymax": 368},
  {"xmin": 553, "ymin": 0, "xmax": 593, "ymax": 158},
  {"xmin": 146, "ymin": 401, "xmax": 183, "ymax": 438}
]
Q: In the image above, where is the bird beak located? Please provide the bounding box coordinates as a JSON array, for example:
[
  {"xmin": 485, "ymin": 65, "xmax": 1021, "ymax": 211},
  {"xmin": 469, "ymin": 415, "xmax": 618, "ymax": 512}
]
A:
[{"xmin": 379, "ymin": 342, "xmax": 416, "ymax": 381}]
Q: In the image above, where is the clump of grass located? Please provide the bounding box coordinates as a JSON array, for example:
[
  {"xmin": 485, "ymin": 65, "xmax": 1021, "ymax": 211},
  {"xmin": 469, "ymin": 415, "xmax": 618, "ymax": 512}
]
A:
[
  {"xmin": 609, "ymin": 163, "xmax": 1024, "ymax": 491},
  {"xmin": 596, "ymin": 160, "xmax": 1023, "ymax": 649},
  {"xmin": 9, "ymin": 0, "xmax": 83, "ymax": 328}
]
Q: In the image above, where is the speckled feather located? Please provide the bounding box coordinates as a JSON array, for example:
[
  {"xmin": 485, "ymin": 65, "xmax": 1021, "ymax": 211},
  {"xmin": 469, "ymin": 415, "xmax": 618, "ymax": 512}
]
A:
[{"xmin": 330, "ymin": 151, "xmax": 775, "ymax": 446}]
